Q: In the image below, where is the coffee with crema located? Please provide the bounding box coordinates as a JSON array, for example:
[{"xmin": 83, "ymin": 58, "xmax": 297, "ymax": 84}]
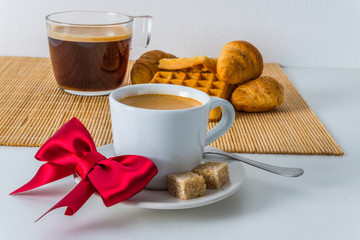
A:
[
  {"xmin": 119, "ymin": 94, "xmax": 201, "ymax": 110},
  {"xmin": 48, "ymin": 26, "xmax": 131, "ymax": 92}
]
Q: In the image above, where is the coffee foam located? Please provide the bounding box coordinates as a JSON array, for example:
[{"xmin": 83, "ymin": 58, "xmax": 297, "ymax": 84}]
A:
[
  {"xmin": 119, "ymin": 94, "xmax": 202, "ymax": 110},
  {"xmin": 48, "ymin": 25, "xmax": 132, "ymax": 42}
]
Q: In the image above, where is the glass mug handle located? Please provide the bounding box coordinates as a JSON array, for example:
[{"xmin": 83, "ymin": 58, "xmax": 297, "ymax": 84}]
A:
[
  {"xmin": 131, "ymin": 15, "xmax": 152, "ymax": 48},
  {"xmin": 205, "ymin": 97, "xmax": 235, "ymax": 146}
]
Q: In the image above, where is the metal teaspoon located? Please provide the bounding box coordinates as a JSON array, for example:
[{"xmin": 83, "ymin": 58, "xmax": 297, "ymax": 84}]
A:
[{"xmin": 203, "ymin": 146, "xmax": 304, "ymax": 177}]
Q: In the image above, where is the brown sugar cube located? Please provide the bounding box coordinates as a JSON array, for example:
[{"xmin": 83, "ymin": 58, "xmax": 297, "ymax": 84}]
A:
[
  {"xmin": 168, "ymin": 172, "xmax": 206, "ymax": 200},
  {"xmin": 192, "ymin": 162, "xmax": 230, "ymax": 189}
]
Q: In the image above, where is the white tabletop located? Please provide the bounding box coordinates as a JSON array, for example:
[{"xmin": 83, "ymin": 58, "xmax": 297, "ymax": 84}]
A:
[{"xmin": 1, "ymin": 66, "xmax": 359, "ymax": 240}]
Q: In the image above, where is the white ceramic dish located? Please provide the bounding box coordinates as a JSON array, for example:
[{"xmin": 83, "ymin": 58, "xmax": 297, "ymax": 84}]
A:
[{"xmin": 84, "ymin": 144, "xmax": 246, "ymax": 210}]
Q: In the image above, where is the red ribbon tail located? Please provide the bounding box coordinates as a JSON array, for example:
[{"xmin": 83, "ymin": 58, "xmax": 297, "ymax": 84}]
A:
[
  {"xmin": 35, "ymin": 179, "xmax": 96, "ymax": 222},
  {"xmin": 10, "ymin": 163, "xmax": 74, "ymax": 195}
]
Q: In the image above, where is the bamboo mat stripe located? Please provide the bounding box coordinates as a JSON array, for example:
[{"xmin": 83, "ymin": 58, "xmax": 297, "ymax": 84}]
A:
[
  {"xmin": 209, "ymin": 63, "xmax": 343, "ymax": 155},
  {"xmin": 0, "ymin": 56, "xmax": 343, "ymax": 155}
]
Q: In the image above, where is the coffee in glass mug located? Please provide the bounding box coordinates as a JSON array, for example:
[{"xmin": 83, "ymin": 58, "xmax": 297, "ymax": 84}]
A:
[{"xmin": 46, "ymin": 11, "xmax": 152, "ymax": 96}]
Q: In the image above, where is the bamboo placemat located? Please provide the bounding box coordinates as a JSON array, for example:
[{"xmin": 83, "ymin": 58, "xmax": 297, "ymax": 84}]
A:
[{"xmin": 0, "ymin": 56, "xmax": 343, "ymax": 155}]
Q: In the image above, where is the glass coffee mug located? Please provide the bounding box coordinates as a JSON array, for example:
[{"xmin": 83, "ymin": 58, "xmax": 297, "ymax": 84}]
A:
[{"xmin": 46, "ymin": 11, "xmax": 152, "ymax": 96}]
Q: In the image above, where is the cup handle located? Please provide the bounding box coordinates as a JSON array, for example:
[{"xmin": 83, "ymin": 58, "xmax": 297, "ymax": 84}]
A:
[
  {"xmin": 205, "ymin": 97, "xmax": 235, "ymax": 146},
  {"xmin": 131, "ymin": 15, "xmax": 152, "ymax": 48}
]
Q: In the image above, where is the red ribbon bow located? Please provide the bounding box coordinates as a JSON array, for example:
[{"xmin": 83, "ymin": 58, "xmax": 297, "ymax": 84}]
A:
[{"xmin": 10, "ymin": 118, "xmax": 158, "ymax": 221}]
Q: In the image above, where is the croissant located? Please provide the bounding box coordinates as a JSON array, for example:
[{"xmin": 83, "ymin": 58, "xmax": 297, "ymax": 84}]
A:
[
  {"xmin": 231, "ymin": 76, "xmax": 284, "ymax": 112},
  {"xmin": 217, "ymin": 41, "xmax": 263, "ymax": 84},
  {"xmin": 131, "ymin": 50, "xmax": 176, "ymax": 84}
]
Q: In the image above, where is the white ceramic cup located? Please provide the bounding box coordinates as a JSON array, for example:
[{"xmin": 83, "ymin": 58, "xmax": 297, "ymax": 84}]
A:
[{"xmin": 109, "ymin": 84, "xmax": 235, "ymax": 189}]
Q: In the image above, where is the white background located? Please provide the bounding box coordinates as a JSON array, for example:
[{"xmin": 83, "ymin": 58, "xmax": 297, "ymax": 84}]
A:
[
  {"xmin": 1, "ymin": 67, "xmax": 360, "ymax": 239},
  {"xmin": 0, "ymin": 0, "xmax": 359, "ymax": 68}
]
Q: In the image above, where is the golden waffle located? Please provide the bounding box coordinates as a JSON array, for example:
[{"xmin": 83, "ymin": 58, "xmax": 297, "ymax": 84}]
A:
[{"xmin": 150, "ymin": 71, "xmax": 235, "ymax": 121}]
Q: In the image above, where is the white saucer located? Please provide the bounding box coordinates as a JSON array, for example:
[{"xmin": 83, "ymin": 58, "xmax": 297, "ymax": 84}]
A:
[{"xmin": 96, "ymin": 144, "xmax": 247, "ymax": 210}]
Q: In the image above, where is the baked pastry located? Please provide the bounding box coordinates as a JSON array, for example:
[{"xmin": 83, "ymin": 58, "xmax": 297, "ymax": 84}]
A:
[
  {"xmin": 231, "ymin": 76, "xmax": 284, "ymax": 112},
  {"xmin": 168, "ymin": 172, "xmax": 206, "ymax": 200},
  {"xmin": 192, "ymin": 162, "xmax": 230, "ymax": 189},
  {"xmin": 158, "ymin": 56, "xmax": 217, "ymax": 73},
  {"xmin": 130, "ymin": 50, "xmax": 176, "ymax": 84},
  {"xmin": 217, "ymin": 41, "xmax": 263, "ymax": 84},
  {"xmin": 149, "ymin": 71, "xmax": 236, "ymax": 121},
  {"xmin": 101, "ymin": 42, "xmax": 120, "ymax": 71}
]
